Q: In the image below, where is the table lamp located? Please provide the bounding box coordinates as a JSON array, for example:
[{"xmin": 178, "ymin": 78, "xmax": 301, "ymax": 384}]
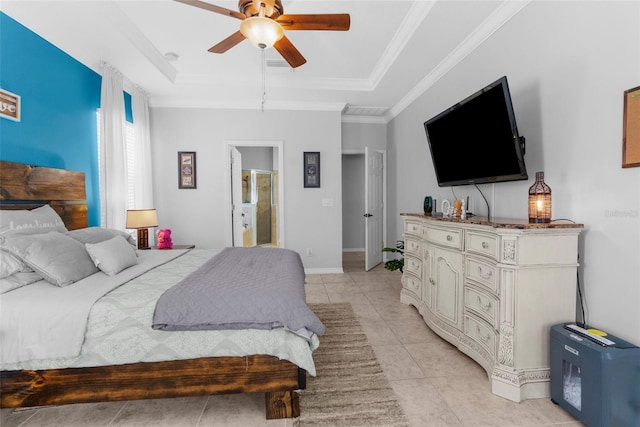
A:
[{"xmin": 126, "ymin": 209, "xmax": 158, "ymax": 249}]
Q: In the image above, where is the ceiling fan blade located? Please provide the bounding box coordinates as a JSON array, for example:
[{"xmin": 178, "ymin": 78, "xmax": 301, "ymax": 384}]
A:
[
  {"xmin": 174, "ymin": 0, "xmax": 246, "ymax": 20},
  {"xmin": 208, "ymin": 31, "xmax": 246, "ymax": 53},
  {"xmin": 274, "ymin": 36, "xmax": 306, "ymax": 68},
  {"xmin": 277, "ymin": 14, "xmax": 350, "ymax": 31}
]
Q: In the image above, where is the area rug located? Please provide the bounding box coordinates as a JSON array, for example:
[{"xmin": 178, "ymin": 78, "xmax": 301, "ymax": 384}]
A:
[{"xmin": 296, "ymin": 303, "xmax": 410, "ymax": 427}]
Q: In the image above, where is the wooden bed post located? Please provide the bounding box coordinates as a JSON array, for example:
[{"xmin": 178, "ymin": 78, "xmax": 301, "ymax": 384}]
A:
[{"xmin": 265, "ymin": 390, "xmax": 300, "ymax": 419}]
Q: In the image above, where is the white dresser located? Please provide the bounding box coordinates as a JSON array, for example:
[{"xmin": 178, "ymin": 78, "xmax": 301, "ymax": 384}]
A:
[{"xmin": 400, "ymin": 214, "xmax": 583, "ymax": 402}]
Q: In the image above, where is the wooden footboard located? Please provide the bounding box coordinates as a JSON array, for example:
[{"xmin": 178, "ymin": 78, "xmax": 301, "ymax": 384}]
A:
[{"xmin": 1, "ymin": 355, "xmax": 306, "ymax": 419}]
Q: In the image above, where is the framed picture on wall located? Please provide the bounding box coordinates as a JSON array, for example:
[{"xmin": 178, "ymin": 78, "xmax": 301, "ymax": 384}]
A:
[
  {"xmin": 0, "ymin": 88, "xmax": 20, "ymax": 122},
  {"xmin": 622, "ymin": 85, "xmax": 640, "ymax": 168},
  {"xmin": 178, "ymin": 151, "xmax": 197, "ymax": 189},
  {"xmin": 303, "ymin": 152, "xmax": 320, "ymax": 188}
]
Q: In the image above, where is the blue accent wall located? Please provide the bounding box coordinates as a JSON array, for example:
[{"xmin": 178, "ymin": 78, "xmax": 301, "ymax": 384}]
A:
[{"xmin": 0, "ymin": 12, "xmax": 102, "ymax": 226}]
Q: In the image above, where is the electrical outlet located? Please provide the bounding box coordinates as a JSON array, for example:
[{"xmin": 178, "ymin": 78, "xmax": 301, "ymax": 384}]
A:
[{"xmin": 306, "ymin": 248, "xmax": 312, "ymax": 256}]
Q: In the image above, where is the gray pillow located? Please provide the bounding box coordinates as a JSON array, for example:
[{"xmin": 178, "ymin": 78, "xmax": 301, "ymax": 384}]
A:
[
  {"xmin": 85, "ymin": 236, "xmax": 138, "ymax": 276},
  {"xmin": 0, "ymin": 205, "xmax": 67, "ymax": 239},
  {"xmin": 0, "ymin": 250, "xmax": 26, "ymax": 278},
  {"xmin": 1, "ymin": 231, "xmax": 98, "ymax": 287},
  {"xmin": 67, "ymin": 227, "xmax": 137, "ymax": 249},
  {"xmin": 0, "ymin": 271, "xmax": 43, "ymax": 294}
]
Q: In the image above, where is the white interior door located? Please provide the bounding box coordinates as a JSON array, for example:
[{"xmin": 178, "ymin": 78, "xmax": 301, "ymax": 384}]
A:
[
  {"xmin": 365, "ymin": 147, "xmax": 384, "ymax": 271},
  {"xmin": 231, "ymin": 147, "xmax": 244, "ymax": 247}
]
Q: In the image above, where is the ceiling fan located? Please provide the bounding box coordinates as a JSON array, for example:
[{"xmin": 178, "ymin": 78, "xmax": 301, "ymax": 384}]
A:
[{"xmin": 175, "ymin": 0, "xmax": 350, "ymax": 68}]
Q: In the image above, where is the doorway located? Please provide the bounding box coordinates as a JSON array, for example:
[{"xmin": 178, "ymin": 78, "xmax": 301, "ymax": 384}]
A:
[
  {"xmin": 224, "ymin": 141, "xmax": 285, "ymax": 248},
  {"xmin": 241, "ymin": 169, "xmax": 275, "ymax": 247},
  {"xmin": 342, "ymin": 148, "xmax": 386, "ymax": 271}
]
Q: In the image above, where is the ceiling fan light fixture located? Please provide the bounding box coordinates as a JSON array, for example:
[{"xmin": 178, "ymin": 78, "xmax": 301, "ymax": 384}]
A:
[{"xmin": 240, "ymin": 16, "xmax": 283, "ymax": 49}]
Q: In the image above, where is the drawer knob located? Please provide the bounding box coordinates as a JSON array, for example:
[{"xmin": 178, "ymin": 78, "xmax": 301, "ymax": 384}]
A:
[
  {"xmin": 481, "ymin": 241, "xmax": 489, "ymax": 249},
  {"xmin": 446, "ymin": 235, "xmax": 453, "ymax": 241},
  {"xmin": 477, "ymin": 266, "xmax": 493, "ymax": 280},
  {"xmin": 429, "ymin": 278, "xmax": 436, "ymax": 286},
  {"xmin": 477, "ymin": 296, "xmax": 492, "ymax": 311}
]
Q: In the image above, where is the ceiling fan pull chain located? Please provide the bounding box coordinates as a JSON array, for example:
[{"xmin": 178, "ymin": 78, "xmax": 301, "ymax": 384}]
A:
[{"xmin": 261, "ymin": 47, "xmax": 267, "ymax": 112}]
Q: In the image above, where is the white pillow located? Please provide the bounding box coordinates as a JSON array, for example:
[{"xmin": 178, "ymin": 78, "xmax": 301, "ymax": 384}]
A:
[
  {"xmin": 1, "ymin": 231, "xmax": 98, "ymax": 287},
  {"xmin": 85, "ymin": 236, "xmax": 138, "ymax": 276},
  {"xmin": 0, "ymin": 205, "xmax": 67, "ymax": 239}
]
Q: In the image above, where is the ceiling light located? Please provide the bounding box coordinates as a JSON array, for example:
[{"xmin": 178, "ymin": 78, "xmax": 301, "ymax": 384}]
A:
[{"xmin": 240, "ymin": 16, "xmax": 283, "ymax": 49}]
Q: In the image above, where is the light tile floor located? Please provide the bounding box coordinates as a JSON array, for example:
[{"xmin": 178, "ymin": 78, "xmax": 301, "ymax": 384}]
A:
[{"xmin": 1, "ymin": 252, "xmax": 583, "ymax": 427}]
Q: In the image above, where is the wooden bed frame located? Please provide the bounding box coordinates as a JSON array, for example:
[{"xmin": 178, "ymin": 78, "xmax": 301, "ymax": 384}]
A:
[{"xmin": 0, "ymin": 161, "xmax": 306, "ymax": 419}]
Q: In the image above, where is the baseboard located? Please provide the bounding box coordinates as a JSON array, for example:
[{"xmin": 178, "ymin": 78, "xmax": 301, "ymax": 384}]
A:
[{"xmin": 305, "ymin": 267, "xmax": 344, "ymax": 275}]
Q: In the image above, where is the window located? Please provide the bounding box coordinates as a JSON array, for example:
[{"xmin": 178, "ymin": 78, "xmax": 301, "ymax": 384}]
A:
[{"xmin": 96, "ymin": 110, "xmax": 136, "ymax": 226}]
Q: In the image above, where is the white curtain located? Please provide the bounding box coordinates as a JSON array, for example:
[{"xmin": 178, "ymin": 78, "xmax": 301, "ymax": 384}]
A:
[
  {"xmin": 99, "ymin": 63, "xmax": 128, "ymax": 230},
  {"xmin": 131, "ymin": 86, "xmax": 154, "ymax": 209}
]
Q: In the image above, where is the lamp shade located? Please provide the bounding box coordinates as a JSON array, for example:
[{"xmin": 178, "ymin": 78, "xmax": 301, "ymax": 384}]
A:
[
  {"xmin": 126, "ymin": 209, "xmax": 158, "ymax": 229},
  {"xmin": 528, "ymin": 172, "xmax": 551, "ymax": 223},
  {"xmin": 240, "ymin": 16, "xmax": 284, "ymax": 49}
]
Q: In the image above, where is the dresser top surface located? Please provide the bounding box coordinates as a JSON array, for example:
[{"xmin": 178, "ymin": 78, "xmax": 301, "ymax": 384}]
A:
[{"xmin": 401, "ymin": 213, "xmax": 584, "ymax": 230}]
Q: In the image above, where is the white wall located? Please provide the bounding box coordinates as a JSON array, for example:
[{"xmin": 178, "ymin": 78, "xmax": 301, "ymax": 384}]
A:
[
  {"xmin": 237, "ymin": 146, "xmax": 273, "ymax": 171},
  {"xmin": 150, "ymin": 107, "xmax": 343, "ymax": 272},
  {"xmin": 388, "ymin": 1, "xmax": 640, "ymax": 343},
  {"xmin": 342, "ymin": 122, "xmax": 387, "ymax": 152}
]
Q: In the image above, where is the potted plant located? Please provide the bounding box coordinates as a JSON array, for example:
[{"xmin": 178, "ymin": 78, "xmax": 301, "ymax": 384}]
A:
[{"xmin": 382, "ymin": 240, "xmax": 404, "ymax": 273}]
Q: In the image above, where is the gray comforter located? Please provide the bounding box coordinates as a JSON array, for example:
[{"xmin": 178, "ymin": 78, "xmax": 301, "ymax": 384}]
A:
[{"xmin": 152, "ymin": 247, "xmax": 325, "ymax": 337}]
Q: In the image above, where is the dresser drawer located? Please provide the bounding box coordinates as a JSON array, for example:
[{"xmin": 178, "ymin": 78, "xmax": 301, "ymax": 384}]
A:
[
  {"xmin": 464, "ymin": 313, "xmax": 497, "ymax": 357},
  {"xmin": 405, "ymin": 255, "xmax": 422, "ymax": 279},
  {"xmin": 402, "ymin": 273, "xmax": 421, "ymax": 296},
  {"xmin": 425, "ymin": 225, "xmax": 462, "ymax": 250},
  {"xmin": 466, "ymin": 231, "xmax": 499, "ymax": 260},
  {"xmin": 405, "ymin": 236, "xmax": 422, "ymax": 257},
  {"xmin": 466, "ymin": 256, "xmax": 498, "ymax": 294},
  {"xmin": 404, "ymin": 220, "xmax": 422, "ymax": 237},
  {"xmin": 464, "ymin": 285, "xmax": 499, "ymax": 328}
]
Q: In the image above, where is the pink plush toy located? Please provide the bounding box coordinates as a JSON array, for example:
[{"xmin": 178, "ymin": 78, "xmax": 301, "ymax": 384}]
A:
[{"xmin": 156, "ymin": 228, "xmax": 173, "ymax": 249}]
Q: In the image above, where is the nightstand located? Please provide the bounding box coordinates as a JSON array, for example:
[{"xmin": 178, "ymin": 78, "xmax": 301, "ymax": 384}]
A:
[{"xmin": 153, "ymin": 244, "xmax": 195, "ymax": 250}]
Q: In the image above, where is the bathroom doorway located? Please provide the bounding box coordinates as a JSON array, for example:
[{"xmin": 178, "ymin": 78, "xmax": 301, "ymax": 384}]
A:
[
  {"xmin": 242, "ymin": 169, "xmax": 275, "ymax": 247},
  {"xmin": 225, "ymin": 140, "xmax": 284, "ymax": 248}
]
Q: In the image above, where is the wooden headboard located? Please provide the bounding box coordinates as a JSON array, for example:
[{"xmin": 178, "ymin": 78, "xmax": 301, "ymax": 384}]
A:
[{"xmin": 0, "ymin": 160, "xmax": 88, "ymax": 230}]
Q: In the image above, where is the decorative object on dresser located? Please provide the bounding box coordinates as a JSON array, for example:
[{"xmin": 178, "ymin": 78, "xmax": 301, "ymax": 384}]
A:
[
  {"xmin": 126, "ymin": 209, "xmax": 158, "ymax": 249},
  {"xmin": 399, "ymin": 214, "xmax": 583, "ymax": 402},
  {"xmin": 528, "ymin": 171, "xmax": 552, "ymax": 223},
  {"xmin": 423, "ymin": 196, "xmax": 433, "ymax": 215}
]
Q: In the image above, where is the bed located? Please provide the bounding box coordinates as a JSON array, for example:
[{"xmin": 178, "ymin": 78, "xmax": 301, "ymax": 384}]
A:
[{"xmin": 0, "ymin": 160, "xmax": 318, "ymax": 419}]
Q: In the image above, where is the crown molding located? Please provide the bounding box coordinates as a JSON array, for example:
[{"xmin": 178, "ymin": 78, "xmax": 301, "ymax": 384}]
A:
[
  {"xmin": 368, "ymin": 1, "xmax": 436, "ymax": 89},
  {"xmin": 385, "ymin": 0, "xmax": 531, "ymax": 122},
  {"xmin": 150, "ymin": 97, "xmax": 346, "ymax": 112},
  {"xmin": 103, "ymin": 1, "xmax": 177, "ymax": 83},
  {"xmin": 341, "ymin": 115, "xmax": 388, "ymax": 124}
]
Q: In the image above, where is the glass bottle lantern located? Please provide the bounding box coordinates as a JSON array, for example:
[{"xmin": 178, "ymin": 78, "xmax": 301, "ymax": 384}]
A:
[{"xmin": 528, "ymin": 171, "xmax": 551, "ymax": 223}]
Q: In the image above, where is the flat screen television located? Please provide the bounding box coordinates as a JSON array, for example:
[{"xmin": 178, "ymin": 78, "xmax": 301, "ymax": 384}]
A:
[{"xmin": 424, "ymin": 76, "xmax": 528, "ymax": 187}]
